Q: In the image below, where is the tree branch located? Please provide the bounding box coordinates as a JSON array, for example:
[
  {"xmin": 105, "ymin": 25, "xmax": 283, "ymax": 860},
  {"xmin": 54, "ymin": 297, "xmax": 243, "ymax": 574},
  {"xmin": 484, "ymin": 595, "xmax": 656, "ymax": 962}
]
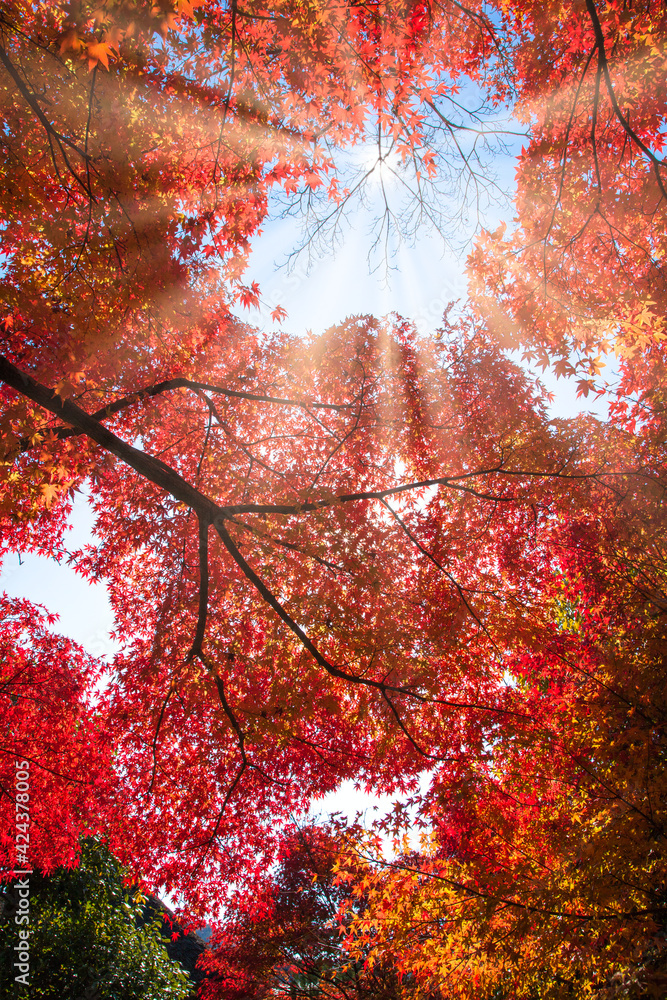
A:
[
  {"xmin": 214, "ymin": 517, "xmax": 529, "ymax": 719},
  {"xmin": 584, "ymin": 0, "xmax": 667, "ymax": 200},
  {"xmin": 187, "ymin": 517, "xmax": 210, "ymax": 661},
  {"xmin": 0, "ymin": 357, "xmax": 222, "ymax": 523},
  {"xmin": 15, "ymin": 376, "xmax": 356, "ymax": 452}
]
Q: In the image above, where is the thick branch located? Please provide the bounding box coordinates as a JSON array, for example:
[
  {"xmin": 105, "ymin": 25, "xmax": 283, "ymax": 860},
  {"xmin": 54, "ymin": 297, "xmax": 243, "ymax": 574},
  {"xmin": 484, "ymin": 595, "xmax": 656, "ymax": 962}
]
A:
[
  {"xmin": 219, "ymin": 465, "xmax": 593, "ymax": 517},
  {"xmin": 0, "ymin": 357, "xmax": 222, "ymax": 523}
]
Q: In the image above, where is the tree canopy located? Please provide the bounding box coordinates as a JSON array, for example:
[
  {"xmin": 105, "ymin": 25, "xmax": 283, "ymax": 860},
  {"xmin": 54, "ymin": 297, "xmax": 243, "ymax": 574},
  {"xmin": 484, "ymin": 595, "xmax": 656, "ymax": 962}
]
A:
[
  {"xmin": 1, "ymin": 2, "xmax": 667, "ymax": 998},
  {"xmin": 0, "ymin": 838, "xmax": 194, "ymax": 999},
  {"xmin": 198, "ymin": 822, "xmax": 405, "ymax": 1000}
]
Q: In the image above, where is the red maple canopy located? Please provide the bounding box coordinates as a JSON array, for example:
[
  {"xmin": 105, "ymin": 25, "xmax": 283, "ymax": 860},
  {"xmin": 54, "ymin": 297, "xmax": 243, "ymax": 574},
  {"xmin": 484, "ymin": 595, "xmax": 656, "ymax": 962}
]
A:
[{"xmin": 1, "ymin": 2, "xmax": 666, "ymax": 996}]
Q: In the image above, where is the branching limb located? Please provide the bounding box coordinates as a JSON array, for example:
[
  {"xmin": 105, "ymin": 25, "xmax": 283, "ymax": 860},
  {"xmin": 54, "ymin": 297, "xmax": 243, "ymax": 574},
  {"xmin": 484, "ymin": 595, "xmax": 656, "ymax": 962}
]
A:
[
  {"xmin": 187, "ymin": 761, "xmax": 246, "ymax": 863},
  {"xmin": 0, "ymin": 40, "xmax": 94, "ymax": 199},
  {"xmin": 15, "ymin": 376, "xmax": 355, "ymax": 452},
  {"xmin": 380, "ymin": 689, "xmax": 438, "ymax": 759},
  {"xmin": 214, "ymin": 516, "xmax": 529, "ymax": 719},
  {"xmin": 380, "ymin": 498, "xmax": 495, "ymax": 643},
  {"xmin": 0, "ymin": 356, "xmax": 223, "ymax": 523},
  {"xmin": 584, "ymin": 0, "xmax": 667, "ymax": 200},
  {"xmin": 228, "ymin": 515, "xmax": 353, "ymax": 575}
]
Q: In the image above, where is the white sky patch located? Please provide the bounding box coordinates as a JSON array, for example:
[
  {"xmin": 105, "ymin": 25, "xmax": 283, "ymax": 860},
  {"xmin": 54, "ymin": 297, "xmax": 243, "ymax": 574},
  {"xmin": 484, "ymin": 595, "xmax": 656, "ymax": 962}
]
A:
[
  {"xmin": 355, "ymin": 143, "xmax": 404, "ymax": 187},
  {"xmin": 0, "ymin": 489, "xmax": 118, "ymax": 663},
  {"xmin": 315, "ymin": 771, "xmax": 433, "ymax": 859}
]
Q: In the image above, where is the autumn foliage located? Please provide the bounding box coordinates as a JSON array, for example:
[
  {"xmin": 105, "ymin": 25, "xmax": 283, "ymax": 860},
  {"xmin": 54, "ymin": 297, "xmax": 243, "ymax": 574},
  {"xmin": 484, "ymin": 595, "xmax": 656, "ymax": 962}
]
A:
[
  {"xmin": 198, "ymin": 823, "xmax": 404, "ymax": 1000},
  {"xmin": 1, "ymin": 1, "xmax": 667, "ymax": 998}
]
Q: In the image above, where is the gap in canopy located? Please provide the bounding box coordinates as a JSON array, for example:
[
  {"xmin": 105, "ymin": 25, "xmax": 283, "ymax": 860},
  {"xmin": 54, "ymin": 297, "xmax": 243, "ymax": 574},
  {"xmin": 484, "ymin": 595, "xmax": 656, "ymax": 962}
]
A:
[{"xmin": 0, "ymin": 486, "xmax": 118, "ymax": 665}]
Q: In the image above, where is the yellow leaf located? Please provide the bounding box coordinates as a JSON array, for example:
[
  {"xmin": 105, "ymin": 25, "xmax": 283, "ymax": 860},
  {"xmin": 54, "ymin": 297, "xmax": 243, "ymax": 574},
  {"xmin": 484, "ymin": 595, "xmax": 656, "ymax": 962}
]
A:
[
  {"xmin": 41, "ymin": 483, "xmax": 60, "ymax": 507},
  {"xmin": 87, "ymin": 41, "xmax": 112, "ymax": 70}
]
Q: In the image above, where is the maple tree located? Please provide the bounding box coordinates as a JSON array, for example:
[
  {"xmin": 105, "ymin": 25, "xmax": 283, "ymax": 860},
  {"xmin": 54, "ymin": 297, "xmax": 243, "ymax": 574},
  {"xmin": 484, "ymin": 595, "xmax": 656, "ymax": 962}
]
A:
[
  {"xmin": 0, "ymin": 0, "xmax": 509, "ymax": 886},
  {"xmin": 336, "ymin": 466, "xmax": 667, "ymax": 999},
  {"xmin": 0, "ymin": 594, "xmax": 110, "ymax": 873},
  {"xmin": 0, "ymin": 0, "xmax": 515, "ymax": 896},
  {"xmin": 3, "ymin": 310, "xmax": 602, "ymax": 911},
  {"xmin": 199, "ymin": 822, "xmax": 405, "ymax": 1000},
  {"xmin": 0, "ymin": 1, "xmax": 666, "ymax": 997},
  {"xmin": 468, "ymin": 0, "xmax": 667, "ymax": 386}
]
